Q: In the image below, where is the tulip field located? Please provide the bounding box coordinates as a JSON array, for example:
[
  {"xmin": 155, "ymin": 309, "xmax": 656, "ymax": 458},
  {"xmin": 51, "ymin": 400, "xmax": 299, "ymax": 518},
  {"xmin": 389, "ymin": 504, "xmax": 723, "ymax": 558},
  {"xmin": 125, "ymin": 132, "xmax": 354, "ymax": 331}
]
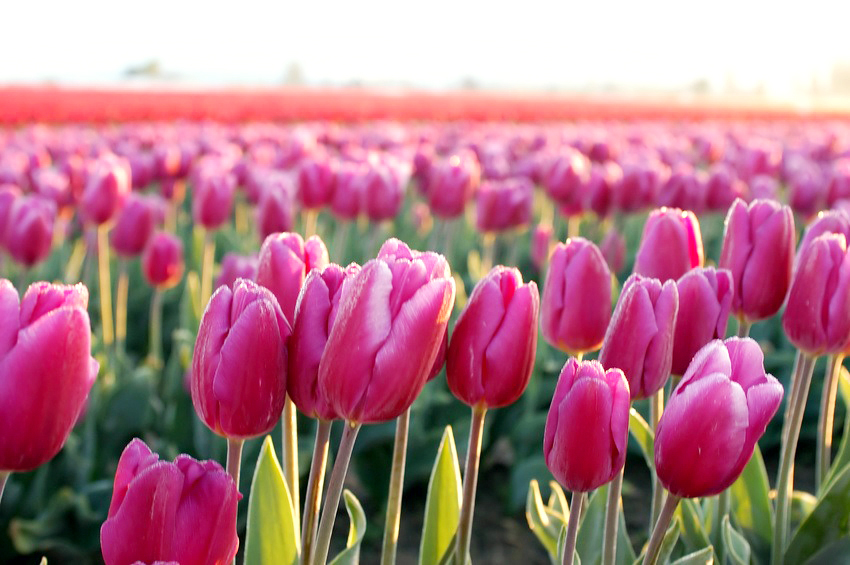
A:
[{"xmin": 3, "ymin": 87, "xmax": 850, "ymax": 565}]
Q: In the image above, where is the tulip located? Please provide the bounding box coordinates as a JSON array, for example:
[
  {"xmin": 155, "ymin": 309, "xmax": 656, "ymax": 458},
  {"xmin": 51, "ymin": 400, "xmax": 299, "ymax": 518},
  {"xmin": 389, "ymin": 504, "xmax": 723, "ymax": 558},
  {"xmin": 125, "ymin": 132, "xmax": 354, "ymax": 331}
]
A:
[
  {"xmin": 427, "ymin": 151, "xmax": 481, "ymax": 219},
  {"xmin": 586, "ymin": 161, "xmax": 623, "ymax": 219},
  {"xmin": 0, "ymin": 184, "xmax": 21, "ymax": 239},
  {"xmin": 796, "ymin": 209, "xmax": 850, "ymax": 263},
  {"xmin": 330, "ymin": 162, "xmax": 362, "ymax": 221},
  {"xmin": 215, "ymin": 252, "xmax": 258, "ymax": 290},
  {"xmin": 0, "ymin": 281, "xmax": 98, "ymax": 473},
  {"xmin": 192, "ymin": 168, "xmax": 236, "ymax": 231},
  {"xmin": 111, "ymin": 194, "xmax": 160, "ymax": 257},
  {"xmin": 645, "ymin": 337, "xmax": 782, "ymax": 565},
  {"xmin": 100, "ymin": 439, "xmax": 239, "ymax": 565},
  {"xmin": 541, "ymin": 147, "xmax": 590, "ymax": 211},
  {"xmin": 599, "ymin": 274, "xmax": 679, "ymax": 400},
  {"xmin": 600, "ymin": 227, "xmax": 626, "ymax": 274},
  {"xmin": 634, "ymin": 207, "xmax": 704, "ymax": 282},
  {"xmin": 361, "ymin": 161, "xmax": 406, "ymax": 222},
  {"xmin": 298, "ymin": 156, "xmax": 335, "ymax": 210},
  {"xmin": 530, "ymin": 223, "xmax": 553, "ymax": 270},
  {"xmin": 670, "ymin": 267, "xmax": 733, "ymax": 376},
  {"xmin": 476, "ymin": 177, "xmax": 533, "ymax": 233},
  {"xmin": 256, "ymin": 232, "xmax": 330, "ymax": 326},
  {"xmin": 191, "ymin": 278, "xmax": 291, "ymax": 439},
  {"xmin": 4, "ymin": 194, "xmax": 56, "ymax": 267},
  {"xmin": 80, "ymin": 155, "xmax": 132, "ymax": 225},
  {"xmin": 141, "ymin": 232, "xmax": 184, "ymax": 291},
  {"xmin": 447, "ymin": 266, "xmax": 539, "ymax": 408},
  {"xmin": 657, "ymin": 165, "xmax": 705, "ymax": 213},
  {"xmin": 719, "ymin": 198, "xmax": 795, "ymax": 328},
  {"xmin": 256, "ymin": 176, "xmax": 296, "ymax": 240},
  {"xmin": 541, "ymin": 237, "xmax": 612, "ymax": 355}
]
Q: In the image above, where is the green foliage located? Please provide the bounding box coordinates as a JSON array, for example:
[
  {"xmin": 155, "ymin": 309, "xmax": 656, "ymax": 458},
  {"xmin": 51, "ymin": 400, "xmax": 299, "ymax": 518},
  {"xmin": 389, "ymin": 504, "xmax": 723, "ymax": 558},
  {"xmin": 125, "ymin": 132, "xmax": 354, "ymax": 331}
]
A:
[{"xmin": 419, "ymin": 427, "xmax": 462, "ymax": 565}]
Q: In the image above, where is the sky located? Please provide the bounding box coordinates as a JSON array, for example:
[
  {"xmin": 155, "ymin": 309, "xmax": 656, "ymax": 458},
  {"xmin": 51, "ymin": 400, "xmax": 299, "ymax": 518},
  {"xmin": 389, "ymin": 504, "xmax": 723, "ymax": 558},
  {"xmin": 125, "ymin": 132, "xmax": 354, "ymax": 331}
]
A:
[{"xmin": 4, "ymin": 0, "xmax": 850, "ymax": 97}]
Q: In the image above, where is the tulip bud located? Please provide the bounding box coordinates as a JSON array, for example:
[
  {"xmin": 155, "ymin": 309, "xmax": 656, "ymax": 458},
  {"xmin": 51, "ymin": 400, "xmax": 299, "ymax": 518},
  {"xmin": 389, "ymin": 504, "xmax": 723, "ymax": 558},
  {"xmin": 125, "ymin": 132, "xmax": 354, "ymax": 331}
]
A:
[
  {"xmin": 427, "ymin": 151, "xmax": 481, "ymax": 219},
  {"xmin": 719, "ymin": 198, "xmax": 795, "ymax": 323},
  {"xmin": 288, "ymin": 263, "xmax": 361, "ymax": 420},
  {"xmin": 330, "ymin": 162, "xmax": 363, "ymax": 221},
  {"xmin": 298, "ymin": 157, "xmax": 336, "ymax": 210},
  {"xmin": 81, "ymin": 155, "xmax": 132, "ymax": 225},
  {"xmin": 0, "ymin": 183, "xmax": 21, "ymax": 237},
  {"xmin": 0, "ymin": 280, "xmax": 98, "ymax": 471},
  {"xmin": 541, "ymin": 148, "xmax": 590, "ymax": 210},
  {"xmin": 599, "ymin": 228, "xmax": 626, "ymax": 274},
  {"xmin": 4, "ymin": 195, "xmax": 56, "ymax": 267},
  {"xmin": 541, "ymin": 237, "xmax": 612, "ymax": 355},
  {"xmin": 671, "ymin": 267, "xmax": 733, "ymax": 376},
  {"xmin": 655, "ymin": 338, "xmax": 783, "ymax": 497},
  {"xmin": 110, "ymin": 194, "xmax": 160, "ymax": 257},
  {"xmin": 215, "ymin": 252, "xmax": 258, "ymax": 290},
  {"xmin": 634, "ymin": 207, "xmax": 704, "ymax": 282},
  {"xmin": 783, "ymin": 233, "xmax": 850, "ymax": 355},
  {"xmin": 141, "ymin": 232, "xmax": 184, "ymax": 290},
  {"xmin": 192, "ymin": 168, "xmax": 236, "ymax": 230},
  {"xmin": 544, "ymin": 358, "xmax": 630, "ymax": 492},
  {"xmin": 256, "ymin": 232, "xmax": 329, "ymax": 325},
  {"xmin": 447, "ymin": 267, "xmax": 539, "ymax": 408},
  {"xmin": 530, "ymin": 224, "xmax": 553, "ymax": 269},
  {"xmin": 191, "ymin": 279, "xmax": 291, "ymax": 438},
  {"xmin": 476, "ymin": 177, "xmax": 534, "ymax": 233},
  {"xmin": 599, "ymin": 275, "xmax": 678, "ymax": 399},
  {"xmin": 256, "ymin": 175, "xmax": 296, "ymax": 240},
  {"xmin": 318, "ymin": 239, "xmax": 455, "ymax": 423},
  {"xmin": 797, "ymin": 209, "xmax": 850, "ymax": 263},
  {"xmin": 100, "ymin": 439, "xmax": 239, "ymax": 565}
]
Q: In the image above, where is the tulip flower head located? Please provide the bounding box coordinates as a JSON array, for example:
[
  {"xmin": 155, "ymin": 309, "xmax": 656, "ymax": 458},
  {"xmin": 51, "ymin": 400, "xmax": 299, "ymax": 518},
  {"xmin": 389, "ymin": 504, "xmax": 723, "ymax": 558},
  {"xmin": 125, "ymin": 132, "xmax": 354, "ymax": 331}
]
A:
[
  {"xmin": 0, "ymin": 280, "xmax": 98, "ymax": 471},
  {"xmin": 4, "ymin": 194, "xmax": 56, "ymax": 267},
  {"xmin": 215, "ymin": 252, "xmax": 258, "ymax": 290},
  {"xmin": 655, "ymin": 338, "xmax": 783, "ymax": 497},
  {"xmin": 100, "ymin": 439, "xmax": 240, "ymax": 565},
  {"xmin": 111, "ymin": 194, "xmax": 161, "ymax": 257},
  {"xmin": 142, "ymin": 232, "xmax": 184, "ymax": 291},
  {"xmin": 544, "ymin": 358, "xmax": 630, "ymax": 492},
  {"xmin": 476, "ymin": 177, "xmax": 533, "ymax": 233},
  {"xmin": 447, "ymin": 266, "xmax": 539, "ymax": 409},
  {"xmin": 318, "ymin": 239, "xmax": 455, "ymax": 423},
  {"xmin": 81, "ymin": 155, "xmax": 132, "ymax": 225},
  {"xmin": 191, "ymin": 279, "xmax": 292, "ymax": 439},
  {"xmin": 634, "ymin": 207, "xmax": 704, "ymax": 282}
]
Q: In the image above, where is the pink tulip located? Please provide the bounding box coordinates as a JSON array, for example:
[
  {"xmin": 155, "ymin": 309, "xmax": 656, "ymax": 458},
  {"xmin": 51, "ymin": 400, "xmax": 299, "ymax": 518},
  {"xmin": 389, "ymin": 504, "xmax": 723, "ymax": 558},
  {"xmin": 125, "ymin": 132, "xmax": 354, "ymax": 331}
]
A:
[
  {"xmin": 215, "ymin": 252, "xmax": 258, "ymax": 290},
  {"xmin": 599, "ymin": 228, "xmax": 626, "ymax": 274},
  {"xmin": 191, "ymin": 279, "xmax": 291, "ymax": 438},
  {"xmin": 0, "ymin": 281, "xmax": 98, "ymax": 470},
  {"xmin": 530, "ymin": 224, "xmax": 553, "ymax": 269},
  {"xmin": 427, "ymin": 151, "xmax": 481, "ymax": 219},
  {"xmin": 330, "ymin": 162, "xmax": 363, "ymax": 220},
  {"xmin": 671, "ymin": 267, "xmax": 733, "ymax": 376},
  {"xmin": 361, "ymin": 161, "xmax": 406, "ymax": 222},
  {"xmin": 634, "ymin": 207, "xmax": 704, "ymax": 282},
  {"xmin": 544, "ymin": 358, "xmax": 630, "ymax": 492},
  {"xmin": 256, "ymin": 175, "xmax": 296, "ymax": 240},
  {"xmin": 5, "ymin": 194, "xmax": 56, "ymax": 267},
  {"xmin": 541, "ymin": 237, "xmax": 612, "ymax": 355},
  {"xmin": 719, "ymin": 198, "xmax": 795, "ymax": 323},
  {"xmin": 447, "ymin": 266, "xmax": 539, "ymax": 408},
  {"xmin": 288, "ymin": 263, "xmax": 361, "ymax": 420},
  {"xmin": 111, "ymin": 194, "xmax": 160, "ymax": 257},
  {"xmin": 783, "ymin": 233, "xmax": 850, "ymax": 355},
  {"xmin": 586, "ymin": 161, "xmax": 623, "ymax": 219},
  {"xmin": 298, "ymin": 157, "xmax": 335, "ymax": 210},
  {"xmin": 318, "ymin": 239, "xmax": 455, "ymax": 423},
  {"xmin": 81, "ymin": 155, "xmax": 132, "ymax": 225},
  {"xmin": 655, "ymin": 338, "xmax": 783, "ymax": 497},
  {"xmin": 192, "ymin": 168, "xmax": 236, "ymax": 230},
  {"xmin": 256, "ymin": 232, "xmax": 329, "ymax": 325},
  {"xmin": 599, "ymin": 275, "xmax": 679, "ymax": 400},
  {"xmin": 541, "ymin": 147, "xmax": 590, "ymax": 211},
  {"xmin": 141, "ymin": 232, "xmax": 184, "ymax": 290},
  {"xmin": 476, "ymin": 177, "xmax": 533, "ymax": 233},
  {"xmin": 100, "ymin": 439, "xmax": 239, "ymax": 565}
]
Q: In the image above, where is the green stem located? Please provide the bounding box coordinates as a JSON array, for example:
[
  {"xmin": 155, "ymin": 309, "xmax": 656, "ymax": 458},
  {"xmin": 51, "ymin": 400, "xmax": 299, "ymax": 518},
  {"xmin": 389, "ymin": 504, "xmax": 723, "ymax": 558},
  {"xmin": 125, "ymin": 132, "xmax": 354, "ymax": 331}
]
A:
[
  {"xmin": 643, "ymin": 493, "xmax": 680, "ymax": 565},
  {"xmin": 772, "ymin": 351, "xmax": 817, "ymax": 564},
  {"xmin": 456, "ymin": 404, "xmax": 487, "ymax": 565},
  {"xmin": 283, "ymin": 395, "xmax": 301, "ymax": 541},
  {"xmin": 648, "ymin": 388, "xmax": 664, "ymax": 531},
  {"xmin": 312, "ymin": 421, "xmax": 361, "ymax": 565},
  {"xmin": 817, "ymin": 353, "xmax": 844, "ymax": 491},
  {"xmin": 714, "ymin": 489, "xmax": 730, "ymax": 563},
  {"xmin": 97, "ymin": 224, "xmax": 114, "ymax": 346},
  {"xmin": 332, "ymin": 221, "xmax": 350, "ymax": 265},
  {"xmin": 200, "ymin": 230, "xmax": 215, "ymax": 310},
  {"xmin": 304, "ymin": 209, "xmax": 319, "ymax": 239},
  {"xmin": 115, "ymin": 259, "xmax": 129, "ymax": 356},
  {"xmin": 737, "ymin": 319, "xmax": 752, "ymax": 338},
  {"xmin": 381, "ymin": 408, "xmax": 411, "ymax": 565},
  {"xmin": 301, "ymin": 419, "xmax": 332, "ymax": 565},
  {"xmin": 481, "ymin": 233, "xmax": 496, "ymax": 275},
  {"xmin": 562, "ymin": 490, "xmax": 584, "ymax": 565},
  {"xmin": 146, "ymin": 289, "xmax": 164, "ymax": 369},
  {"xmin": 0, "ymin": 471, "xmax": 9, "ymax": 506},
  {"xmin": 226, "ymin": 437, "xmax": 244, "ymax": 491},
  {"xmin": 602, "ymin": 467, "xmax": 624, "ymax": 565}
]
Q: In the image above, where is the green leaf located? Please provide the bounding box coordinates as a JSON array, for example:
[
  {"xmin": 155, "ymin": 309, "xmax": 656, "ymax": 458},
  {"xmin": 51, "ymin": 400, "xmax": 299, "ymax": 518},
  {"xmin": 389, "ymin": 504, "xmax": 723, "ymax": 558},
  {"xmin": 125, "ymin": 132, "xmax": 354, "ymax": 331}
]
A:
[
  {"xmin": 670, "ymin": 546, "xmax": 714, "ymax": 564},
  {"xmin": 419, "ymin": 426, "xmax": 463, "ymax": 565},
  {"xmin": 244, "ymin": 436, "xmax": 299, "ymax": 565},
  {"xmin": 329, "ymin": 490, "xmax": 367, "ymax": 565},
  {"xmin": 821, "ymin": 367, "xmax": 850, "ymax": 494},
  {"xmin": 722, "ymin": 515, "xmax": 751, "ymax": 565},
  {"xmin": 729, "ymin": 445, "xmax": 772, "ymax": 560},
  {"xmin": 629, "ymin": 408, "xmax": 655, "ymax": 471},
  {"xmin": 526, "ymin": 480, "xmax": 564, "ymax": 562},
  {"xmin": 785, "ymin": 465, "xmax": 850, "ymax": 564},
  {"xmin": 575, "ymin": 484, "xmax": 636, "ymax": 565},
  {"xmin": 676, "ymin": 498, "xmax": 713, "ymax": 553},
  {"xmin": 804, "ymin": 536, "xmax": 850, "ymax": 564}
]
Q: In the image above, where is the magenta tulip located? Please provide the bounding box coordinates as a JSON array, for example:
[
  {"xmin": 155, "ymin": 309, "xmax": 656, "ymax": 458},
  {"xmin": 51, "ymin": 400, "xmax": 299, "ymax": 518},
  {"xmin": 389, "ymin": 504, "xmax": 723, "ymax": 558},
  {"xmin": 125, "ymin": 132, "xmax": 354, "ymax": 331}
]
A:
[
  {"xmin": 4, "ymin": 194, "xmax": 56, "ymax": 267},
  {"xmin": 541, "ymin": 237, "xmax": 612, "ymax": 355},
  {"xmin": 427, "ymin": 152, "xmax": 481, "ymax": 219},
  {"xmin": 655, "ymin": 338, "xmax": 783, "ymax": 497},
  {"xmin": 318, "ymin": 239, "xmax": 455, "ymax": 423},
  {"xmin": 0, "ymin": 281, "xmax": 98, "ymax": 471},
  {"xmin": 111, "ymin": 194, "xmax": 160, "ymax": 257},
  {"xmin": 671, "ymin": 267, "xmax": 733, "ymax": 376},
  {"xmin": 599, "ymin": 228, "xmax": 626, "ymax": 274},
  {"xmin": 288, "ymin": 263, "xmax": 361, "ymax": 420},
  {"xmin": 215, "ymin": 252, "xmax": 258, "ymax": 290},
  {"xmin": 447, "ymin": 266, "xmax": 539, "ymax": 408},
  {"xmin": 298, "ymin": 157, "xmax": 335, "ymax": 210},
  {"xmin": 544, "ymin": 358, "xmax": 630, "ymax": 492},
  {"xmin": 361, "ymin": 162, "xmax": 406, "ymax": 222},
  {"xmin": 719, "ymin": 198, "xmax": 795, "ymax": 323},
  {"xmin": 100, "ymin": 439, "xmax": 239, "ymax": 565},
  {"xmin": 599, "ymin": 275, "xmax": 679, "ymax": 400},
  {"xmin": 541, "ymin": 147, "xmax": 590, "ymax": 211},
  {"xmin": 531, "ymin": 224, "xmax": 553, "ymax": 269},
  {"xmin": 81, "ymin": 155, "xmax": 132, "ymax": 225},
  {"xmin": 142, "ymin": 232, "xmax": 184, "ymax": 290},
  {"xmin": 783, "ymin": 233, "xmax": 850, "ymax": 355},
  {"xmin": 191, "ymin": 279, "xmax": 291, "ymax": 439},
  {"xmin": 476, "ymin": 177, "xmax": 533, "ymax": 233},
  {"xmin": 256, "ymin": 177, "xmax": 296, "ymax": 240},
  {"xmin": 256, "ymin": 232, "xmax": 329, "ymax": 325},
  {"xmin": 192, "ymin": 169, "xmax": 236, "ymax": 230},
  {"xmin": 634, "ymin": 207, "xmax": 704, "ymax": 282}
]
